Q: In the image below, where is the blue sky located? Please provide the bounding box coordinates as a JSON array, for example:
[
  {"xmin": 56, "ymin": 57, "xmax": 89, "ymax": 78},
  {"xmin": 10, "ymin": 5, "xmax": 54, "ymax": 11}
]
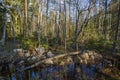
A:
[{"xmin": 33, "ymin": 0, "xmax": 112, "ymax": 22}]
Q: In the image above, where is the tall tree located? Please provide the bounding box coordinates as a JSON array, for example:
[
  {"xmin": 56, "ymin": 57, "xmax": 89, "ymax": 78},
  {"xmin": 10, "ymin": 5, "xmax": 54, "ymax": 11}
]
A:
[
  {"xmin": 46, "ymin": 0, "xmax": 49, "ymax": 45},
  {"xmin": 56, "ymin": 0, "xmax": 61, "ymax": 45},
  {"xmin": 68, "ymin": 0, "xmax": 71, "ymax": 38},
  {"xmin": 24, "ymin": 0, "xmax": 28, "ymax": 37},
  {"xmin": 63, "ymin": 0, "xmax": 67, "ymax": 52},
  {"xmin": 112, "ymin": 0, "xmax": 120, "ymax": 54},
  {"xmin": 37, "ymin": 0, "xmax": 41, "ymax": 48},
  {"xmin": 103, "ymin": 0, "xmax": 108, "ymax": 47},
  {"xmin": 72, "ymin": 0, "xmax": 92, "ymax": 49}
]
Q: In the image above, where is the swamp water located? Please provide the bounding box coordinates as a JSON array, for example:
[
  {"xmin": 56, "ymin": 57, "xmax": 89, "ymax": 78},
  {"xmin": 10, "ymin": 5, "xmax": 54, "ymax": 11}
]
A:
[{"xmin": 10, "ymin": 62, "xmax": 102, "ymax": 80}]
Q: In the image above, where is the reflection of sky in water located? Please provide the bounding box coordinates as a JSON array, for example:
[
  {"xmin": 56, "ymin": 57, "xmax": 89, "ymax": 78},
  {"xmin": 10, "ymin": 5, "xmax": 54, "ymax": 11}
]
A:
[{"xmin": 11, "ymin": 62, "xmax": 103, "ymax": 80}]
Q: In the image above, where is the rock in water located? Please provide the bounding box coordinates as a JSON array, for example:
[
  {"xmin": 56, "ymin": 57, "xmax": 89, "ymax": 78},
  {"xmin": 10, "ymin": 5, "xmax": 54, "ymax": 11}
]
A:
[
  {"xmin": 90, "ymin": 55, "xmax": 95, "ymax": 60},
  {"xmin": 17, "ymin": 60, "xmax": 25, "ymax": 69},
  {"xmin": 44, "ymin": 59, "xmax": 53, "ymax": 64},
  {"xmin": 78, "ymin": 50, "xmax": 103, "ymax": 64},
  {"xmin": 24, "ymin": 52, "xmax": 30, "ymax": 57},
  {"xmin": 81, "ymin": 53, "xmax": 89, "ymax": 60},
  {"xmin": 47, "ymin": 51, "xmax": 54, "ymax": 58},
  {"xmin": 18, "ymin": 52, "xmax": 24, "ymax": 58},
  {"xmin": 18, "ymin": 60, "xmax": 25, "ymax": 64},
  {"xmin": 88, "ymin": 51, "xmax": 93, "ymax": 56},
  {"xmin": 32, "ymin": 56, "xmax": 37, "ymax": 61},
  {"xmin": 37, "ymin": 55, "xmax": 46, "ymax": 60},
  {"xmin": 40, "ymin": 47, "xmax": 45, "ymax": 54},
  {"xmin": 35, "ymin": 47, "xmax": 45, "ymax": 54},
  {"xmin": 13, "ymin": 49, "xmax": 23, "ymax": 53},
  {"xmin": 27, "ymin": 58, "xmax": 31, "ymax": 61},
  {"xmin": 13, "ymin": 49, "xmax": 25, "ymax": 58}
]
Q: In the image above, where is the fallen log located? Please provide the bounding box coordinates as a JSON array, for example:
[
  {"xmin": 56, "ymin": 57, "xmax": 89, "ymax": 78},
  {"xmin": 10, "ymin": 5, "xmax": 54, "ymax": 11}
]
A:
[{"xmin": 22, "ymin": 51, "xmax": 81, "ymax": 71}]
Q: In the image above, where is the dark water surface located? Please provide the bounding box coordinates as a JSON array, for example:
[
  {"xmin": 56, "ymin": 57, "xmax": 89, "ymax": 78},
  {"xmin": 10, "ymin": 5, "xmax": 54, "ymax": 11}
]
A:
[{"xmin": 10, "ymin": 62, "xmax": 102, "ymax": 80}]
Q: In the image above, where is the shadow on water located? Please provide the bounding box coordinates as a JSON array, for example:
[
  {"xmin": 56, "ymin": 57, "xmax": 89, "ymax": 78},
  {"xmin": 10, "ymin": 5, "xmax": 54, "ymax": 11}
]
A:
[
  {"xmin": 17, "ymin": 63, "xmax": 75, "ymax": 80},
  {"xmin": 9, "ymin": 62, "xmax": 108, "ymax": 80}
]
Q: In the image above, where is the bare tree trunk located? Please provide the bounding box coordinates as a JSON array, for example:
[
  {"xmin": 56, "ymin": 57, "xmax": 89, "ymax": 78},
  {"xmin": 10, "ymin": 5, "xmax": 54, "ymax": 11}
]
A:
[
  {"xmin": 46, "ymin": 0, "xmax": 49, "ymax": 45},
  {"xmin": 56, "ymin": 0, "xmax": 61, "ymax": 45},
  {"xmin": 96, "ymin": 2, "xmax": 101, "ymax": 41},
  {"xmin": 64, "ymin": 0, "xmax": 67, "ymax": 52},
  {"xmin": 25, "ymin": 0, "xmax": 28, "ymax": 38},
  {"xmin": 37, "ymin": 0, "xmax": 41, "ymax": 48},
  {"xmin": 1, "ymin": 10, "xmax": 7, "ymax": 46},
  {"xmin": 73, "ymin": 16, "xmax": 89, "ymax": 49},
  {"xmin": 54, "ymin": 0, "xmax": 57, "ymax": 44},
  {"xmin": 72, "ymin": 0, "xmax": 79, "ymax": 49},
  {"xmin": 98, "ymin": 17, "xmax": 101, "ymax": 41},
  {"xmin": 72, "ymin": 0, "xmax": 91, "ymax": 49},
  {"xmin": 103, "ymin": 0, "xmax": 108, "ymax": 47},
  {"xmin": 98, "ymin": 4, "xmax": 101, "ymax": 41},
  {"xmin": 68, "ymin": 0, "xmax": 71, "ymax": 38}
]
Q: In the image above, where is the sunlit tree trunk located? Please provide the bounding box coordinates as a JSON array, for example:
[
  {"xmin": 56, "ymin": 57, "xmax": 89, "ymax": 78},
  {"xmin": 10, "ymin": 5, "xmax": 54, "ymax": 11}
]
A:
[{"xmin": 24, "ymin": 0, "xmax": 28, "ymax": 37}]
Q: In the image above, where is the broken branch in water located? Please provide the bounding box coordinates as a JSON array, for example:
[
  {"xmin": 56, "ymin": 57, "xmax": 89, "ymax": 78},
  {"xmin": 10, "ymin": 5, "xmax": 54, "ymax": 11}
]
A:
[{"xmin": 21, "ymin": 51, "xmax": 81, "ymax": 71}]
